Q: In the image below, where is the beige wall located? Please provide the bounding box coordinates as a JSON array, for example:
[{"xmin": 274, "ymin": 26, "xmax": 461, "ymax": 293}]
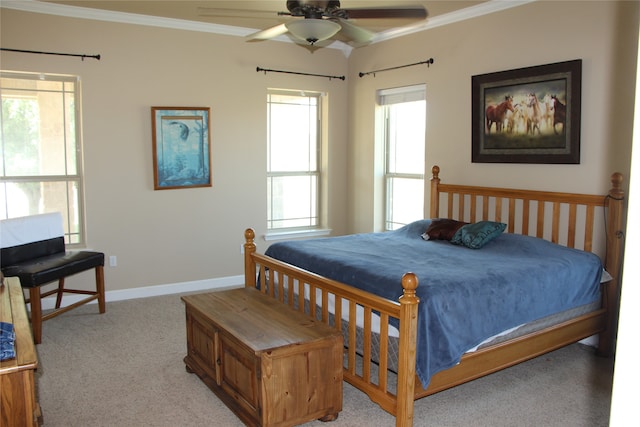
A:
[
  {"xmin": 1, "ymin": 1, "xmax": 638, "ymax": 295},
  {"xmin": 1, "ymin": 8, "xmax": 349, "ymax": 293},
  {"xmin": 348, "ymin": 0, "xmax": 639, "ymax": 232}
]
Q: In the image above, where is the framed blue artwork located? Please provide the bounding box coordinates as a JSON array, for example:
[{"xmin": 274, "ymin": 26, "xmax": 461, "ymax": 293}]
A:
[{"xmin": 151, "ymin": 107, "xmax": 212, "ymax": 190}]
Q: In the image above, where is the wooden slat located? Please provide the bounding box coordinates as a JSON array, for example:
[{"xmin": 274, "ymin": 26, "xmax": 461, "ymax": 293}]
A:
[
  {"xmin": 335, "ymin": 295, "xmax": 342, "ymax": 329},
  {"xmin": 363, "ymin": 307, "xmax": 372, "ymax": 382},
  {"xmin": 259, "ymin": 267, "xmax": 267, "ymax": 293},
  {"xmin": 321, "ymin": 290, "xmax": 329, "ymax": 323},
  {"xmin": 298, "ymin": 281, "xmax": 305, "ymax": 314},
  {"xmin": 508, "ymin": 199, "xmax": 516, "ymax": 233},
  {"xmin": 483, "ymin": 195, "xmax": 490, "ymax": 221},
  {"xmin": 378, "ymin": 314, "xmax": 389, "ymax": 392},
  {"xmin": 309, "ymin": 283, "xmax": 316, "ymax": 318},
  {"xmin": 287, "ymin": 275, "xmax": 294, "ymax": 307},
  {"xmin": 470, "ymin": 195, "xmax": 477, "ymax": 223},
  {"xmin": 567, "ymin": 204, "xmax": 577, "ymax": 248},
  {"xmin": 523, "ymin": 199, "xmax": 530, "ymax": 235},
  {"xmin": 269, "ymin": 269, "xmax": 275, "ymax": 297},
  {"xmin": 552, "ymin": 202, "xmax": 561, "ymax": 244},
  {"xmin": 494, "ymin": 197, "xmax": 502, "ymax": 223},
  {"xmin": 277, "ymin": 271, "xmax": 285, "ymax": 303},
  {"xmin": 584, "ymin": 205, "xmax": 595, "ymax": 252},
  {"xmin": 536, "ymin": 201, "xmax": 545, "ymax": 238},
  {"xmin": 348, "ymin": 301, "xmax": 357, "ymax": 375}
]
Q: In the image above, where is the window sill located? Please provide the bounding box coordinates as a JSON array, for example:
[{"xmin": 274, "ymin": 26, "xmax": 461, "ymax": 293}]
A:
[{"xmin": 264, "ymin": 228, "xmax": 332, "ymax": 242}]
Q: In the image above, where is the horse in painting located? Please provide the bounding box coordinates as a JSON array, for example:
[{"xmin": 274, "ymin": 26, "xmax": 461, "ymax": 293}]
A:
[
  {"xmin": 486, "ymin": 96, "xmax": 514, "ymax": 133},
  {"xmin": 551, "ymin": 95, "xmax": 566, "ymax": 134},
  {"xmin": 526, "ymin": 93, "xmax": 542, "ymax": 135},
  {"xmin": 540, "ymin": 94, "xmax": 555, "ymax": 130}
]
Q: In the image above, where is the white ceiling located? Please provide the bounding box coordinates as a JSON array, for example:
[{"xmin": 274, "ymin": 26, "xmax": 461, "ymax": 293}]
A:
[
  {"xmin": 4, "ymin": 1, "xmax": 536, "ymax": 48},
  {"xmin": 41, "ymin": 1, "xmax": 484, "ymax": 30}
]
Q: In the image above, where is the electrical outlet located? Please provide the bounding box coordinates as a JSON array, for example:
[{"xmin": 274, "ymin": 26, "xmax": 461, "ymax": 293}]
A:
[
  {"xmin": 109, "ymin": 255, "xmax": 117, "ymax": 267},
  {"xmin": 240, "ymin": 244, "xmax": 244, "ymax": 254}
]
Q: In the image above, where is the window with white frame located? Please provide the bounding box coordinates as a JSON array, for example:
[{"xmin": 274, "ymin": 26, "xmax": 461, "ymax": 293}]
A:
[
  {"xmin": 378, "ymin": 85, "xmax": 426, "ymax": 231},
  {"xmin": 267, "ymin": 90, "xmax": 322, "ymax": 231},
  {"xmin": 0, "ymin": 71, "xmax": 86, "ymax": 245}
]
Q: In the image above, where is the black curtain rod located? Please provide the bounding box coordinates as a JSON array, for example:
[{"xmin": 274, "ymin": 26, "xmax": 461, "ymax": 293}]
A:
[
  {"xmin": 1, "ymin": 48, "xmax": 101, "ymax": 61},
  {"xmin": 359, "ymin": 58, "xmax": 434, "ymax": 78},
  {"xmin": 257, "ymin": 66, "xmax": 345, "ymax": 81}
]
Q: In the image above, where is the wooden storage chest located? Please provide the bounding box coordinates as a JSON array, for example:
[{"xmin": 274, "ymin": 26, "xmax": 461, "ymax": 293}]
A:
[
  {"xmin": 182, "ymin": 287, "xmax": 343, "ymax": 426},
  {"xmin": 0, "ymin": 276, "xmax": 41, "ymax": 427}
]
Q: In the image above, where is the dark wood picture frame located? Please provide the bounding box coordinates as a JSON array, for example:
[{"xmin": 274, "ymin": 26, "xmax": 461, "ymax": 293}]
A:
[
  {"xmin": 151, "ymin": 107, "xmax": 212, "ymax": 190},
  {"xmin": 472, "ymin": 59, "xmax": 581, "ymax": 164}
]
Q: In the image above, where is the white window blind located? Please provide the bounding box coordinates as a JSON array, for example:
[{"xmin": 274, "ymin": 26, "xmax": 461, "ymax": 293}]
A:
[{"xmin": 377, "ymin": 84, "xmax": 426, "ymax": 106}]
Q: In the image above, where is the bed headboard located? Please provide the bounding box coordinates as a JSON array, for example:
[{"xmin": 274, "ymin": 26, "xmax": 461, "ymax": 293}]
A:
[
  {"xmin": 429, "ymin": 165, "xmax": 625, "ymax": 353},
  {"xmin": 429, "ymin": 165, "xmax": 623, "ymax": 258}
]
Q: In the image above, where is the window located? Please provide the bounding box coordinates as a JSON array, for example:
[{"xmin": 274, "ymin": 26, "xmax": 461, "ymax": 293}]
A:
[
  {"xmin": 267, "ymin": 90, "xmax": 321, "ymax": 231},
  {"xmin": 378, "ymin": 85, "xmax": 426, "ymax": 230},
  {"xmin": 0, "ymin": 71, "xmax": 85, "ymax": 245}
]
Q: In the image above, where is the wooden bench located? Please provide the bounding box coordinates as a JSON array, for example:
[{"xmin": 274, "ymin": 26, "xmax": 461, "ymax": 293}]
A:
[{"xmin": 182, "ymin": 287, "xmax": 343, "ymax": 426}]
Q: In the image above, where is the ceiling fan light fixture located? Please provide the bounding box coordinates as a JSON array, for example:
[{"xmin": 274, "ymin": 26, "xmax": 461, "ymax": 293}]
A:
[{"xmin": 286, "ymin": 19, "xmax": 341, "ymax": 45}]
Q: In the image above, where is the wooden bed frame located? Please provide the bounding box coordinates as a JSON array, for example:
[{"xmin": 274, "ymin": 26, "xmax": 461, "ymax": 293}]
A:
[{"xmin": 243, "ymin": 165, "xmax": 625, "ymax": 427}]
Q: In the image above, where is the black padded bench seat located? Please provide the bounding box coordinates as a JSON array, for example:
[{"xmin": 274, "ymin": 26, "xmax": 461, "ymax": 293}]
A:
[
  {"xmin": 2, "ymin": 237, "xmax": 104, "ymax": 287},
  {"xmin": 0, "ymin": 213, "xmax": 106, "ymax": 344}
]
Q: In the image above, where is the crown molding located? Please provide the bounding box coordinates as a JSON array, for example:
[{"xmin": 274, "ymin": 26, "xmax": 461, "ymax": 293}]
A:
[
  {"xmin": 2, "ymin": 0, "xmax": 536, "ymax": 55},
  {"xmin": 373, "ymin": 0, "xmax": 537, "ymax": 43},
  {"xmin": 1, "ymin": 0, "xmax": 253, "ymax": 36}
]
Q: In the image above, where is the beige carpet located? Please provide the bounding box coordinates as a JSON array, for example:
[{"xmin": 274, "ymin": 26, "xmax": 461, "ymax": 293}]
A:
[{"xmin": 34, "ymin": 292, "xmax": 613, "ymax": 426}]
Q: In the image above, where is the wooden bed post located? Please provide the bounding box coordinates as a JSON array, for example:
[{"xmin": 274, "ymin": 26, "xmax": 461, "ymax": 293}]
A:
[
  {"xmin": 599, "ymin": 172, "xmax": 625, "ymax": 356},
  {"xmin": 396, "ymin": 273, "xmax": 420, "ymax": 427},
  {"xmin": 430, "ymin": 165, "xmax": 441, "ymax": 218},
  {"xmin": 244, "ymin": 228, "xmax": 257, "ymax": 289}
]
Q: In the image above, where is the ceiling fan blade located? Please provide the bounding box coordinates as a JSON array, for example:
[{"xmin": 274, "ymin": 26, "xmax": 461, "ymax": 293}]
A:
[
  {"xmin": 340, "ymin": 6, "xmax": 427, "ymax": 20},
  {"xmin": 196, "ymin": 7, "xmax": 277, "ymax": 19},
  {"xmin": 335, "ymin": 18, "xmax": 374, "ymax": 45},
  {"xmin": 246, "ymin": 23, "xmax": 289, "ymax": 40}
]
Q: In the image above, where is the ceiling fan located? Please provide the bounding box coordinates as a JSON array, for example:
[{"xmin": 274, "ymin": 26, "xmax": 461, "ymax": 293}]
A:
[{"xmin": 227, "ymin": 1, "xmax": 428, "ymax": 46}]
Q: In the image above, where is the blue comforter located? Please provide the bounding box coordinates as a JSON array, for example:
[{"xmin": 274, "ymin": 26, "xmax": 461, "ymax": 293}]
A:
[{"xmin": 264, "ymin": 219, "xmax": 602, "ymax": 388}]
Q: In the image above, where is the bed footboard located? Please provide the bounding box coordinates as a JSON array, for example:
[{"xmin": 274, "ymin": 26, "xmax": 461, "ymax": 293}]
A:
[{"xmin": 244, "ymin": 228, "xmax": 420, "ymax": 426}]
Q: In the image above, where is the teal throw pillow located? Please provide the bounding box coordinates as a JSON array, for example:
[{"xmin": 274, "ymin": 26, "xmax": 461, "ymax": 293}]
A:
[{"xmin": 450, "ymin": 221, "xmax": 507, "ymax": 249}]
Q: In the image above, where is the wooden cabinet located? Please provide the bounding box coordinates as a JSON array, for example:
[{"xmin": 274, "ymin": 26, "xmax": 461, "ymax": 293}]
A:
[
  {"xmin": 183, "ymin": 288, "xmax": 343, "ymax": 427},
  {"xmin": 0, "ymin": 276, "xmax": 41, "ymax": 427}
]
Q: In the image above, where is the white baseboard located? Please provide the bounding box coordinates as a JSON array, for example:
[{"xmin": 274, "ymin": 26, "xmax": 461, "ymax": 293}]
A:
[{"xmin": 38, "ymin": 275, "xmax": 245, "ymax": 311}]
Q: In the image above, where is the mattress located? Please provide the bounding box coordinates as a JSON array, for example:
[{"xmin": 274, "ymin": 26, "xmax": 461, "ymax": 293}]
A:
[{"xmin": 264, "ymin": 219, "xmax": 603, "ymax": 387}]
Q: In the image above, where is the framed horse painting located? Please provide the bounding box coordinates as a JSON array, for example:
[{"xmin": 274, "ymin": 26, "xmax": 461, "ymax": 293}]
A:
[{"xmin": 471, "ymin": 59, "xmax": 581, "ymax": 164}]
